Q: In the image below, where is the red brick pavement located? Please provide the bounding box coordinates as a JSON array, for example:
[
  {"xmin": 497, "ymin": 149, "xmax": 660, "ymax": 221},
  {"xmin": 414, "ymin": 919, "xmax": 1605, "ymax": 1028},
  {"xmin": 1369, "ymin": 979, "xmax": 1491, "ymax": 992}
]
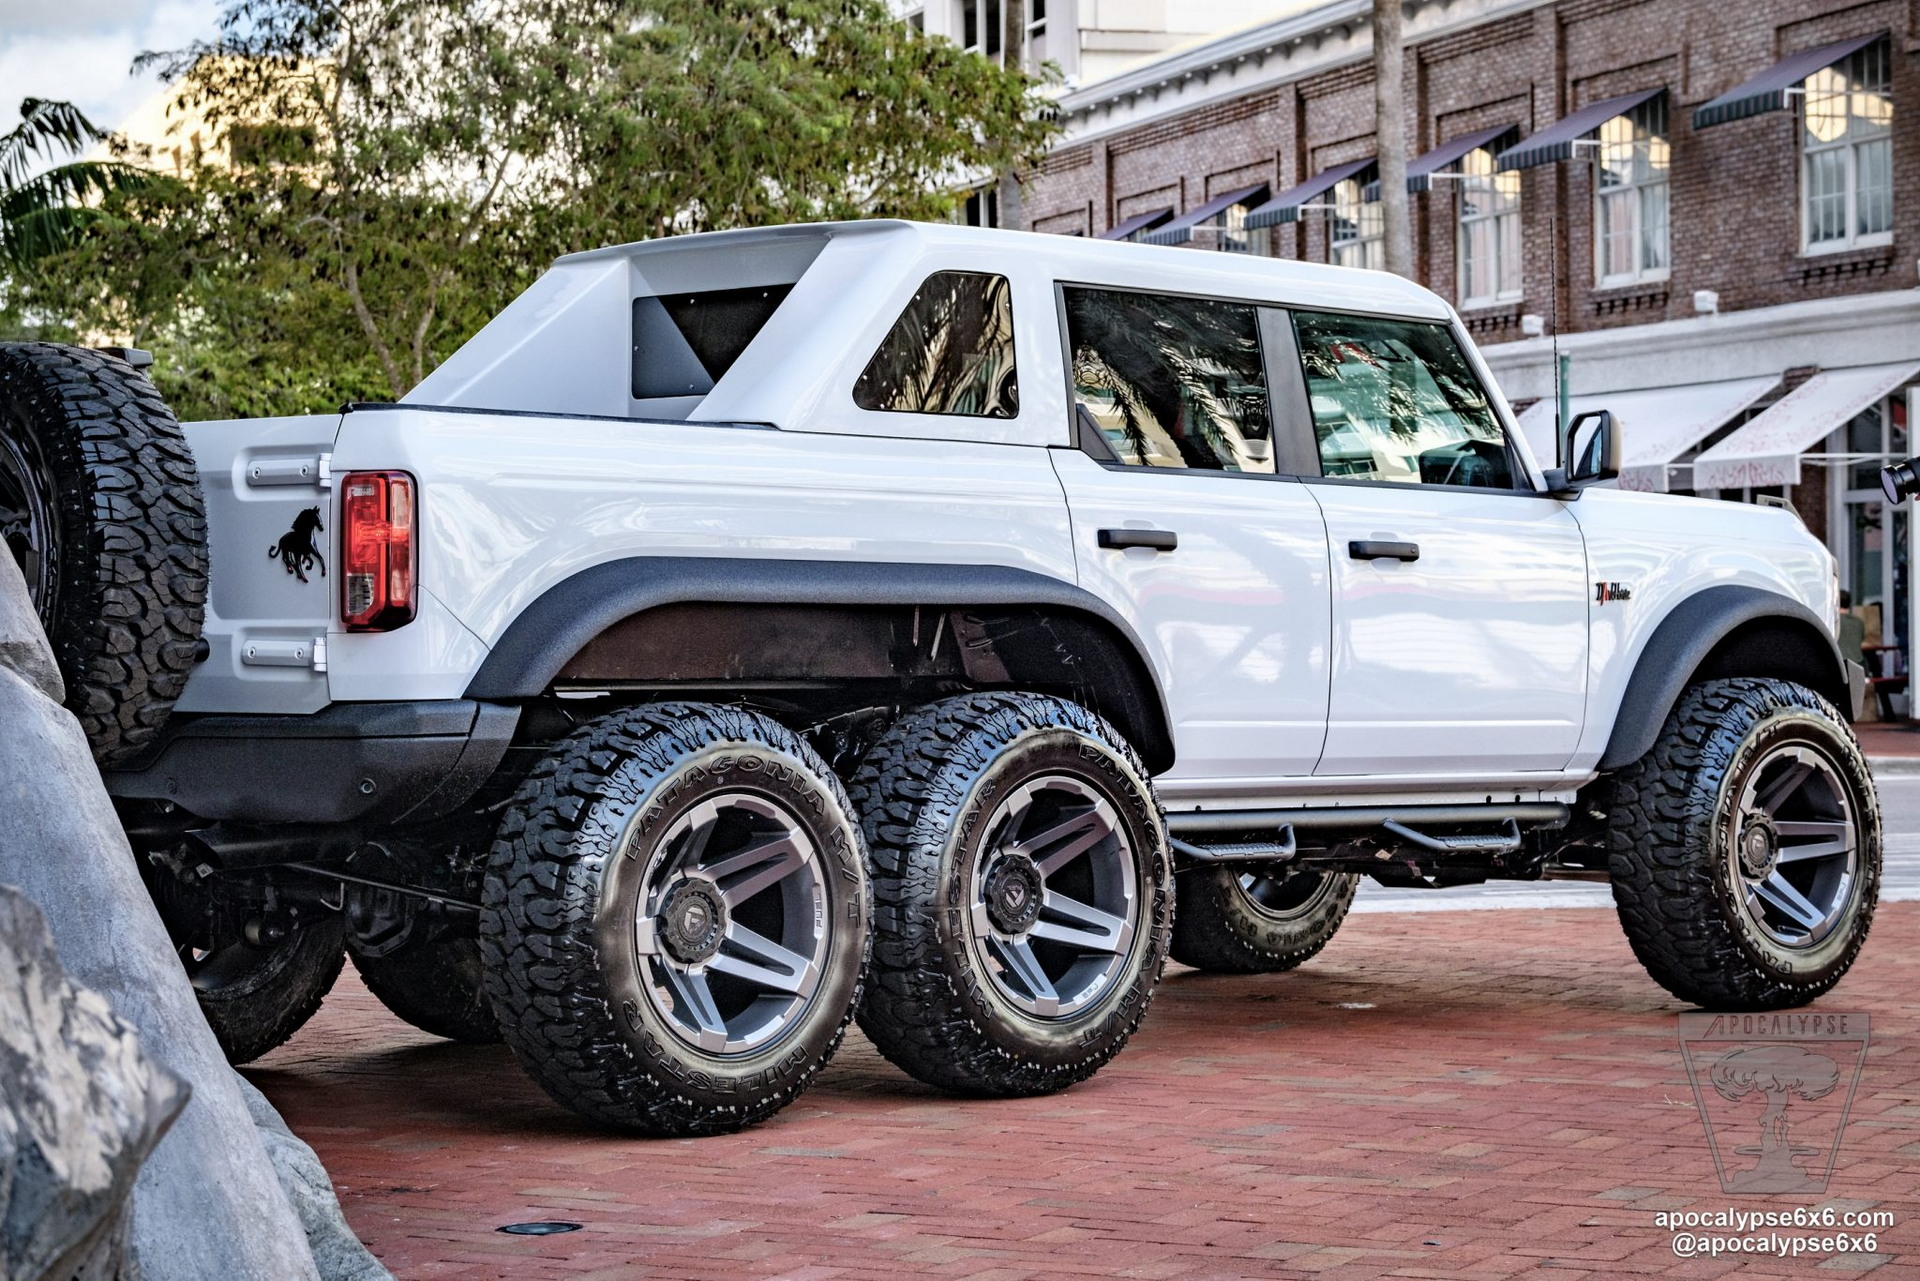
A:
[
  {"xmin": 248, "ymin": 906, "xmax": 1920, "ymax": 1280},
  {"xmin": 1857, "ymin": 725, "xmax": 1920, "ymax": 758}
]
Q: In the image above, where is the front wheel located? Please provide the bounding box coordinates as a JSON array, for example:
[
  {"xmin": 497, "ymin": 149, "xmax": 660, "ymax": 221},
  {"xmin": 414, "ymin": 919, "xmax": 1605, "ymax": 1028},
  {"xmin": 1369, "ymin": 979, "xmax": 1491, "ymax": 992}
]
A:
[
  {"xmin": 1170, "ymin": 866, "xmax": 1357, "ymax": 973},
  {"xmin": 481, "ymin": 703, "xmax": 871, "ymax": 1135},
  {"xmin": 850, "ymin": 692, "xmax": 1172, "ymax": 1097},
  {"xmin": 1608, "ymin": 677, "xmax": 1880, "ymax": 1010}
]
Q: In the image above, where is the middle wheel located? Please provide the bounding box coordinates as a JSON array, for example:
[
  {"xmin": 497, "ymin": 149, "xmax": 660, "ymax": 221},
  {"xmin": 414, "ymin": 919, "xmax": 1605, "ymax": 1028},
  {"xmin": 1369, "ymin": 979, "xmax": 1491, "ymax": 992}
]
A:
[{"xmin": 850, "ymin": 691, "xmax": 1172, "ymax": 1097}]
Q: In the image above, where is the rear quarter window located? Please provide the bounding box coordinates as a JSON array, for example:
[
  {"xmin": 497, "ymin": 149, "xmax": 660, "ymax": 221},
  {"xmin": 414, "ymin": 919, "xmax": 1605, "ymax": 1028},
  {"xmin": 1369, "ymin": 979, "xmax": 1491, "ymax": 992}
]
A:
[
  {"xmin": 853, "ymin": 271, "xmax": 1018, "ymax": 418},
  {"xmin": 632, "ymin": 284, "xmax": 794, "ymax": 400}
]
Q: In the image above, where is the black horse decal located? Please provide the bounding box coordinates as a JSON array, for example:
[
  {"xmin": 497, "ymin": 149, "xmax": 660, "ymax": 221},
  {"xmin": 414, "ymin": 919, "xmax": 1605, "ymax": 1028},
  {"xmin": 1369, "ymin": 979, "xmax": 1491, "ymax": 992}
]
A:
[{"xmin": 270, "ymin": 506, "xmax": 326, "ymax": 583}]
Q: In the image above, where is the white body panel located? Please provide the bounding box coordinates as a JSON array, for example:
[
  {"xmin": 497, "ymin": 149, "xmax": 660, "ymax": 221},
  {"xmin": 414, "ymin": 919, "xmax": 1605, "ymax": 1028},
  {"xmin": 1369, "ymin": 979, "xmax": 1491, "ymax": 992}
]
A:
[
  {"xmin": 1050, "ymin": 451, "xmax": 1332, "ymax": 785},
  {"xmin": 1310, "ymin": 484, "xmax": 1590, "ymax": 776},
  {"xmin": 174, "ymin": 220, "xmax": 1840, "ymax": 812}
]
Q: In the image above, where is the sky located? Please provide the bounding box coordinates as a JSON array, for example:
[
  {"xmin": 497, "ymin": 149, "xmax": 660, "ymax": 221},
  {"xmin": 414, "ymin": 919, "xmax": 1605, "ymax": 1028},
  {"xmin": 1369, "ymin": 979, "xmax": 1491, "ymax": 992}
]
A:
[{"xmin": 0, "ymin": 0, "xmax": 221, "ymax": 146}]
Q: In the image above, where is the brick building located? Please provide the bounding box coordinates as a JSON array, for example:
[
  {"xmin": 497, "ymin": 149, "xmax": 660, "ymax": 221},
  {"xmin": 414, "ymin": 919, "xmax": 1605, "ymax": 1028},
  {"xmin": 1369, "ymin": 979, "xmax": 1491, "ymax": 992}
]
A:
[{"xmin": 1016, "ymin": 0, "xmax": 1920, "ymax": 701}]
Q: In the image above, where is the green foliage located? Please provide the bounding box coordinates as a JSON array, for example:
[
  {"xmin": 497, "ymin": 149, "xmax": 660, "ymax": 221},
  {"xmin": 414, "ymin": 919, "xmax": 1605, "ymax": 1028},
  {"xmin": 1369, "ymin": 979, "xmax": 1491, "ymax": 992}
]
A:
[
  {"xmin": 3, "ymin": 0, "xmax": 1058, "ymax": 420},
  {"xmin": 0, "ymin": 98, "xmax": 157, "ymax": 269}
]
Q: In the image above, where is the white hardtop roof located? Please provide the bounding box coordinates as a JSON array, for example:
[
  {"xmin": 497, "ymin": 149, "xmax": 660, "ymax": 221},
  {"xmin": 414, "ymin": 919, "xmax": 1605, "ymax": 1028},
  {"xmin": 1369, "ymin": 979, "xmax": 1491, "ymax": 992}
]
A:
[{"xmin": 553, "ymin": 219, "xmax": 1455, "ymax": 320}]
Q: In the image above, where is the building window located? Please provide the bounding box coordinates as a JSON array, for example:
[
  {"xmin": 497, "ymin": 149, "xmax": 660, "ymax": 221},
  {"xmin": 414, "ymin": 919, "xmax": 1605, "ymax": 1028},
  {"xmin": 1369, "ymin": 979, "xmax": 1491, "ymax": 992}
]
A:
[
  {"xmin": 1025, "ymin": 0, "xmax": 1046, "ymax": 65},
  {"xmin": 1193, "ymin": 203, "xmax": 1256, "ymax": 254},
  {"xmin": 960, "ymin": 0, "xmax": 1001, "ymax": 58},
  {"xmin": 1331, "ymin": 177, "xmax": 1383, "ymax": 270},
  {"xmin": 1803, "ymin": 39, "xmax": 1893, "ymax": 253},
  {"xmin": 1457, "ymin": 147, "xmax": 1522, "ymax": 307},
  {"xmin": 1594, "ymin": 95, "xmax": 1670, "ymax": 286},
  {"xmin": 961, "ymin": 187, "xmax": 999, "ymax": 228}
]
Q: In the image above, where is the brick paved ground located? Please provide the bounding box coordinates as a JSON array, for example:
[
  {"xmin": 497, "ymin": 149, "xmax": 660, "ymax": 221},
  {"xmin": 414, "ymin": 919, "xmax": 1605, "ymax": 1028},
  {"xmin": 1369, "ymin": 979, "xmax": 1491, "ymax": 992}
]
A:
[
  {"xmin": 1859, "ymin": 724, "xmax": 1920, "ymax": 759},
  {"xmin": 249, "ymin": 904, "xmax": 1920, "ymax": 1280}
]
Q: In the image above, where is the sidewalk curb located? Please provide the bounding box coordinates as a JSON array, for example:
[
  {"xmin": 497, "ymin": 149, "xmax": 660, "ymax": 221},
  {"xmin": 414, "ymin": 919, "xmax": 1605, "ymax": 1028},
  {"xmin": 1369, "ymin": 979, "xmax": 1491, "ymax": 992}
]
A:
[{"xmin": 1870, "ymin": 756, "xmax": 1920, "ymax": 776}]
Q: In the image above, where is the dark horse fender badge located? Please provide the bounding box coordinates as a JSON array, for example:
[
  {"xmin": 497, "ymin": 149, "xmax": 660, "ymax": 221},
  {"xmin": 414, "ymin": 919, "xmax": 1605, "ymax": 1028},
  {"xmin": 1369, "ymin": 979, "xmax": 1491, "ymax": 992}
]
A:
[{"xmin": 271, "ymin": 506, "xmax": 327, "ymax": 583}]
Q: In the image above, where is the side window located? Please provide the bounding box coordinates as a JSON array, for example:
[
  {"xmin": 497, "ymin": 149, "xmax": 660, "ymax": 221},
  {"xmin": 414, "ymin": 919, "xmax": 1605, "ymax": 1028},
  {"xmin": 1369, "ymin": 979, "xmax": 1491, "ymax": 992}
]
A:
[
  {"xmin": 1063, "ymin": 287, "xmax": 1272, "ymax": 472},
  {"xmin": 854, "ymin": 271, "xmax": 1018, "ymax": 418},
  {"xmin": 1291, "ymin": 311, "xmax": 1516, "ymax": 489}
]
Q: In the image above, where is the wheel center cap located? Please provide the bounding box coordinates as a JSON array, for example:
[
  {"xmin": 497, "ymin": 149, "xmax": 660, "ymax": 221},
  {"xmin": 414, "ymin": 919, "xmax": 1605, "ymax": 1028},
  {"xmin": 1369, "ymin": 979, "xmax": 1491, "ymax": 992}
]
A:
[
  {"xmin": 658, "ymin": 880, "xmax": 726, "ymax": 964},
  {"xmin": 1739, "ymin": 817, "xmax": 1779, "ymax": 879},
  {"xmin": 984, "ymin": 854, "xmax": 1044, "ymax": 934}
]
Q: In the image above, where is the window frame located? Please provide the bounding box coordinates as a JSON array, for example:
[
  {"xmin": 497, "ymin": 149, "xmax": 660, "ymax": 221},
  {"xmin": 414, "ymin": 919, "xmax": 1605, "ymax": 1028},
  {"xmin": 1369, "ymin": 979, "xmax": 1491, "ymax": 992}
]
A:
[
  {"xmin": 1799, "ymin": 39, "xmax": 1895, "ymax": 256},
  {"xmin": 1592, "ymin": 94, "xmax": 1672, "ymax": 288},
  {"xmin": 1052, "ymin": 283, "xmax": 1536, "ymax": 494},
  {"xmin": 1456, "ymin": 147, "xmax": 1524, "ymax": 308}
]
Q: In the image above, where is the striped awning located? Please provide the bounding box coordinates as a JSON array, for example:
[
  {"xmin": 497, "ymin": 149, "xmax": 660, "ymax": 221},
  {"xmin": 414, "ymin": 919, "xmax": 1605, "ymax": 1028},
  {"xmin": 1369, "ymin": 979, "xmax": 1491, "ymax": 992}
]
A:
[
  {"xmin": 1692, "ymin": 362, "xmax": 1920, "ymax": 490},
  {"xmin": 1245, "ymin": 159, "xmax": 1373, "ymax": 229},
  {"xmin": 1511, "ymin": 376, "xmax": 1779, "ymax": 492},
  {"xmin": 1693, "ymin": 32, "xmax": 1885, "ymax": 130},
  {"xmin": 1497, "ymin": 89, "xmax": 1664, "ymax": 171},
  {"xmin": 1141, "ymin": 184, "xmax": 1269, "ymax": 246},
  {"xmin": 1101, "ymin": 208, "xmax": 1174, "ymax": 241},
  {"xmin": 1363, "ymin": 124, "xmax": 1518, "ymax": 200}
]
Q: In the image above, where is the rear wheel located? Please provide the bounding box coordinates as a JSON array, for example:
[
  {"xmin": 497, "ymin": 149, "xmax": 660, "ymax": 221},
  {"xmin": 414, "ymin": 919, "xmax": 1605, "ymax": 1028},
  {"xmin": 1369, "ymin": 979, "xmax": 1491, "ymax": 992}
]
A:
[
  {"xmin": 1170, "ymin": 865, "xmax": 1357, "ymax": 973},
  {"xmin": 1609, "ymin": 677, "xmax": 1880, "ymax": 1010},
  {"xmin": 481, "ymin": 703, "xmax": 870, "ymax": 1135},
  {"xmin": 850, "ymin": 692, "xmax": 1171, "ymax": 1097},
  {"xmin": 350, "ymin": 930, "xmax": 499, "ymax": 1044},
  {"xmin": 0, "ymin": 344, "xmax": 207, "ymax": 764},
  {"xmin": 146, "ymin": 862, "xmax": 346, "ymax": 1063}
]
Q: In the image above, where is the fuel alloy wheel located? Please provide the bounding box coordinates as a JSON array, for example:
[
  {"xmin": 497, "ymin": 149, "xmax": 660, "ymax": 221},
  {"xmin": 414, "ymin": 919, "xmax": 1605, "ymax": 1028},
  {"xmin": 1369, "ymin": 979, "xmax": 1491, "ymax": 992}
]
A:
[
  {"xmin": 481, "ymin": 702, "xmax": 870, "ymax": 1135},
  {"xmin": 1724, "ymin": 742, "xmax": 1859, "ymax": 950},
  {"xmin": 1610, "ymin": 677, "xmax": 1880, "ymax": 1011},
  {"xmin": 967, "ymin": 775, "xmax": 1137, "ymax": 1019},
  {"xmin": 851, "ymin": 691, "xmax": 1171, "ymax": 1097},
  {"xmin": 637, "ymin": 792, "xmax": 831, "ymax": 1055}
]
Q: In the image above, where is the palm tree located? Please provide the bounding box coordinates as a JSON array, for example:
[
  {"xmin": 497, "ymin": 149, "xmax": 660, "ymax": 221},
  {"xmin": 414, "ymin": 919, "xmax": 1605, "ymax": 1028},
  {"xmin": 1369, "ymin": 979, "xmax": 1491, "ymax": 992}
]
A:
[{"xmin": 0, "ymin": 98, "xmax": 153, "ymax": 268}]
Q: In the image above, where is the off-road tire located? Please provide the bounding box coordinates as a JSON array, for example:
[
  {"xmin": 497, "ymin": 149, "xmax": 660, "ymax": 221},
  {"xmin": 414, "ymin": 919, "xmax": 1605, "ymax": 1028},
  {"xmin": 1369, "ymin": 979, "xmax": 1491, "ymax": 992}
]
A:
[
  {"xmin": 349, "ymin": 932, "xmax": 500, "ymax": 1044},
  {"xmin": 0, "ymin": 344, "xmax": 207, "ymax": 765},
  {"xmin": 1170, "ymin": 866, "xmax": 1358, "ymax": 973},
  {"xmin": 191, "ymin": 917, "xmax": 347, "ymax": 1064},
  {"xmin": 480, "ymin": 703, "xmax": 871, "ymax": 1135},
  {"xmin": 849, "ymin": 692, "xmax": 1172, "ymax": 1097},
  {"xmin": 1609, "ymin": 677, "xmax": 1880, "ymax": 1010}
]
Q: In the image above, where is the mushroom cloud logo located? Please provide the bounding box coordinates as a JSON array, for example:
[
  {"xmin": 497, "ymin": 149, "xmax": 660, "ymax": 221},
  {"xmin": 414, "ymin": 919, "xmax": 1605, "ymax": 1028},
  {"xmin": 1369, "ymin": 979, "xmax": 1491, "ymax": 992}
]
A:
[{"xmin": 1679, "ymin": 1012, "xmax": 1868, "ymax": 1195}]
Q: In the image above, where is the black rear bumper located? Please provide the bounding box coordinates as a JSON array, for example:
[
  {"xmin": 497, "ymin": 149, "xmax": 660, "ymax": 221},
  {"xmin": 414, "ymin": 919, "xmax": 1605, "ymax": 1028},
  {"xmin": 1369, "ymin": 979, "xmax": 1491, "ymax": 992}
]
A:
[{"xmin": 103, "ymin": 700, "xmax": 519, "ymax": 825}]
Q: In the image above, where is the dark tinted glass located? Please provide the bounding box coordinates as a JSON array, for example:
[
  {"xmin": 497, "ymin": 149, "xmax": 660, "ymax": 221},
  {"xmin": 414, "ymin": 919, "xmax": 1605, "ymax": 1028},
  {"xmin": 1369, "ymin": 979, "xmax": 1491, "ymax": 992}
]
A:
[
  {"xmin": 1064, "ymin": 287, "xmax": 1272, "ymax": 472},
  {"xmin": 1291, "ymin": 311, "xmax": 1514, "ymax": 488},
  {"xmin": 854, "ymin": 272, "xmax": 1019, "ymax": 418},
  {"xmin": 631, "ymin": 283, "xmax": 793, "ymax": 400}
]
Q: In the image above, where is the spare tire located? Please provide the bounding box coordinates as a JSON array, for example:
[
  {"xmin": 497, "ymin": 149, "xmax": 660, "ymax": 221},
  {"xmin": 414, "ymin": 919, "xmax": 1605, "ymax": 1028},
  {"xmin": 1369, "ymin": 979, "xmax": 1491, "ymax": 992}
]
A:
[{"xmin": 0, "ymin": 344, "xmax": 207, "ymax": 765}]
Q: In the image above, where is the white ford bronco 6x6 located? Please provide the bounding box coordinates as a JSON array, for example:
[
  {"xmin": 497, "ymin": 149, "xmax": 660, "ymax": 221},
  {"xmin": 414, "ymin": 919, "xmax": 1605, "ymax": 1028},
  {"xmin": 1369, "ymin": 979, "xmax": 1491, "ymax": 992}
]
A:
[{"xmin": 0, "ymin": 222, "xmax": 1879, "ymax": 1135}]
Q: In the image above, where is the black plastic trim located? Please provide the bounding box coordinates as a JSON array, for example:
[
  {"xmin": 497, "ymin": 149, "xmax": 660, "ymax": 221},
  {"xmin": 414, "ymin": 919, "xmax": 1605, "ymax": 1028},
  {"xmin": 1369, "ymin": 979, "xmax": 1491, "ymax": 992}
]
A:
[
  {"xmin": 102, "ymin": 699, "xmax": 520, "ymax": 826},
  {"xmin": 1599, "ymin": 586, "xmax": 1848, "ymax": 770}
]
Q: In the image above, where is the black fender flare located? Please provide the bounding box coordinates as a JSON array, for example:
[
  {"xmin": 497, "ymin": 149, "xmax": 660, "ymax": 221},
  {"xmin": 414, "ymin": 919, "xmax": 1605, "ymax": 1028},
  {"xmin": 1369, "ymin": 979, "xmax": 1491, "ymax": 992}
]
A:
[
  {"xmin": 462, "ymin": 557, "xmax": 1176, "ymax": 771},
  {"xmin": 1599, "ymin": 584, "xmax": 1849, "ymax": 770}
]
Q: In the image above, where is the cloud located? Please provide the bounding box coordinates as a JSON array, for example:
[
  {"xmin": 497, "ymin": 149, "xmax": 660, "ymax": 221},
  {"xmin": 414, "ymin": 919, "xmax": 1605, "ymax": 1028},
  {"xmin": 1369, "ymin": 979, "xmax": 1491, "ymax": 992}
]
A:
[{"xmin": 0, "ymin": 0, "xmax": 220, "ymax": 150}]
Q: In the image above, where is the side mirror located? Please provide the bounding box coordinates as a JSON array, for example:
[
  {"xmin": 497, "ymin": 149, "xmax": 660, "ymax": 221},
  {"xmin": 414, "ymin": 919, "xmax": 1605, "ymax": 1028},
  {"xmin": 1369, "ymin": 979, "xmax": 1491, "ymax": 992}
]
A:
[{"xmin": 1543, "ymin": 409, "xmax": 1621, "ymax": 498}]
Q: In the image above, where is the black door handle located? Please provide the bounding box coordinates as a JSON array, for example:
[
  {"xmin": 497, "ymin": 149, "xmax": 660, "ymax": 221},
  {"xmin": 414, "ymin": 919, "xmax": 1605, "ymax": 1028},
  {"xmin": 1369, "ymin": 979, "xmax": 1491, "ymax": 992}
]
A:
[
  {"xmin": 1098, "ymin": 528, "xmax": 1178, "ymax": 552},
  {"xmin": 1349, "ymin": 539, "xmax": 1420, "ymax": 562}
]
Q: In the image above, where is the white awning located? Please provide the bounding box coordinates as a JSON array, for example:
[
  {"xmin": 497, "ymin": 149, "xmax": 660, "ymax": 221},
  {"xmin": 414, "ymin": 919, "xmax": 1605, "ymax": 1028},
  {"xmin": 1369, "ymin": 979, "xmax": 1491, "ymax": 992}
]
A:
[
  {"xmin": 1512, "ymin": 376, "xmax": 1780, "ymax": 492},
  {"xmin": 1692, "ymin": 362, "xmax": 1920, "ymax": 491}
]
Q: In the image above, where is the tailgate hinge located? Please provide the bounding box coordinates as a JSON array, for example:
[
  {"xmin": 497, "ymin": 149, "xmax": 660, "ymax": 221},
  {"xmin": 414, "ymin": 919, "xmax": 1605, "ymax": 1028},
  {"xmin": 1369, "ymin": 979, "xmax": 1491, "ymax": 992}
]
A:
[{"xmin": 311, "ymin": 635, "xmax": 328, "ymax": 673}]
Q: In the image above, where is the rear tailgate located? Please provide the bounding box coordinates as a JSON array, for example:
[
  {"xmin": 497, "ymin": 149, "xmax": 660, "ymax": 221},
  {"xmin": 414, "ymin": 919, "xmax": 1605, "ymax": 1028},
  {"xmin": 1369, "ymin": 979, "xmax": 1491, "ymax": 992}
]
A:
[{"xmin": 173, "ymin": 414, "xmax": 340, "ymax": 714}]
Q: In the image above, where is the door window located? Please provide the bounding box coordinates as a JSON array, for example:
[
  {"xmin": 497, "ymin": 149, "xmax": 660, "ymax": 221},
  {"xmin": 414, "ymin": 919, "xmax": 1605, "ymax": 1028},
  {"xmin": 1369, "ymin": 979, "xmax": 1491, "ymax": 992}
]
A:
[
  {"xmin": 1063, "ymin": 287, "xmax": 1273, "ymax": 472},
  {"xmin": 854, "ymin": 271, "xmax": 1018, "ymax": 418},
  {"xmin": 1291, "ymin": 311, "xmax": 1516, "ymax": 489}
]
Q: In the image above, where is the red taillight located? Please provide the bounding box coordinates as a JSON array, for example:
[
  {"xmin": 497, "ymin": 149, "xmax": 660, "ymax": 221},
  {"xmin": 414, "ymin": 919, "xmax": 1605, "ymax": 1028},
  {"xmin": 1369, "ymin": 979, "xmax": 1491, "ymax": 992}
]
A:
[{"xmin": 341, "ymin": 471, "xmax": 416, "ymax": 631}]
